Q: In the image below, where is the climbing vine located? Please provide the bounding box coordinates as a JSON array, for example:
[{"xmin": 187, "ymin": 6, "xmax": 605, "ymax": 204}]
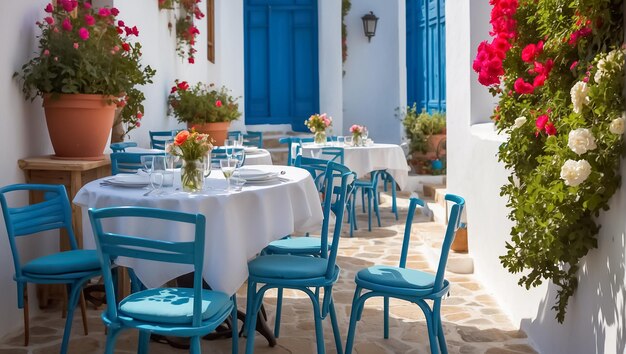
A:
[
  {"xmin": 342, "ymin": 0, "xmax": 351, "ymax": 64},
  {"xmin": 474, "ymin": 0, "xmax": 625, "ymax": 322},
  {"xmin": 158, "ymin": 0, "xmax": 204, "ymax": 63}
]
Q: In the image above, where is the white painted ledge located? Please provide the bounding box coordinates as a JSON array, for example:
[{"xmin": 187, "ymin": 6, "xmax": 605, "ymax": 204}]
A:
[{"xmin": 470, "ymin": 122, "xmax": 508, "ymax": 143}]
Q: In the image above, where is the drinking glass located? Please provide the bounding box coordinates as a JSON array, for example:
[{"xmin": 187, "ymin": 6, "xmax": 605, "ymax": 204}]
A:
[
  {"xmin": 362, "ymin": 128, "xmax": 369, "ymax": 146},
  {"xmin": 337, "ymin": 136, "xmax": 345, "ymax": 146},
  {"xmin": 345, "ymin": 136, "xmax": 353, "ymax": 146},
  {"xmin": 150, "ymin": 172, "xmax": 164, "ymax": 192},
  {"xmin": 151, "ymin": 156, "xmax": 167, "ymax": 192},
  {"xmin": 236, "ymin": 134, "xmax": 244, "ymax": 147},
  {"xmin": 220, "ymin": 158, "xmax": 238, "ymax": 193},
  {"xmin": 140, "ymin": 155, "xmax": 153, "ymax": 173},
  {"xmin": 224, "ymin": 139, "xmax": 235, "ymax": 158},
  {"xmin": 232, "ymin": 149, "xmax": 246, "ymax": 168}
]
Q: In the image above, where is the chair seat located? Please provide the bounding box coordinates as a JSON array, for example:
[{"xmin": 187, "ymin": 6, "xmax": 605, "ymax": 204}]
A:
[
  {"xmin": 356, "ymin": 265, "xmax": 435, "ymax": 290},
  {"xmin": 248, "ymin": 254, "xmax": 328, "ymax": 279},
  {"xmin": 22, "ymin": 249, "xmax": 100, "ymax": 275},
  {"xmin": 265, "ymin": 237, "xmax": 327, "ymax": 255},
  {"xmin": 119, "ymin": 288, "xmax": 231, "ymax": 325}
]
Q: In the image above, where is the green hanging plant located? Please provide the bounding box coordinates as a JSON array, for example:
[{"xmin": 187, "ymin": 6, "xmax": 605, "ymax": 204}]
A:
[{"xmin": 473, "ymin": 0, "xmax": 625, "ymax": 323}]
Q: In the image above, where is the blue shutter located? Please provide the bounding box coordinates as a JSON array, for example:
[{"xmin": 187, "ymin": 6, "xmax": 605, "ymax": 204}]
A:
[{"xmin": 245, "ymin": 0, "xmax": 319, "ymax": 131}]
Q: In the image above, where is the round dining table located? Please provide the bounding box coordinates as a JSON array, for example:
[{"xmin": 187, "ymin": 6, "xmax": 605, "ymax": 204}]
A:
[
  {"xmin": 73, "ymin": 165, "xmax": 322, "ymax": 296},
  {"xmin": 301, "ymin": 142, "xmax": 410, "ymax": 189}
]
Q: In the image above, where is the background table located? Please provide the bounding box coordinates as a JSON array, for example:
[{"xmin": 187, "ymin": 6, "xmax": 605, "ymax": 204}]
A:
[
  {"xmin": 73, "ymin": 165, "xmax": 321, "ymax": 296},
  {"xmin": 302, "ymin": 143, "xmax": 410, "ymax": 189}
]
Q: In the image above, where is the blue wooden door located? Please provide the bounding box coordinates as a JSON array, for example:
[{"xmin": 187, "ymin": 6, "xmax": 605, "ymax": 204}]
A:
[
  {"xmin": 245, "ymin": 0, "xmax": 319, "ymax": 131},
  {"xmin": 406, "ymin": 0, "xmax": 445, "ymax": 112}
]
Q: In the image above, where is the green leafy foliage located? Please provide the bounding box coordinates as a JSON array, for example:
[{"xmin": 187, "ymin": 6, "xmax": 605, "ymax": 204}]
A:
[
  {"xmin": 168, "ymin": 81, "xmax": 241, "ymax": 124},
  {"xmin": 402, "ymin": 104, "xmax": 446, "ymax": 154},
  {"xmin": 487, "ymin": 0, "xmax": 625, "ymax": 322},
  {"xmin": 15, "ymin": 1, "xmax": 155, "ymax": 136}
]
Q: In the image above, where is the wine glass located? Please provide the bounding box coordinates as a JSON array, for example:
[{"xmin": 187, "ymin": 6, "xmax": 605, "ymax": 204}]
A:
[
  {"xmin": 362, "ymin": 128, "xmax": 369, "ymax": 146},
  {"xmin": 232, "ymin": 149, "xmax": 245, "ymax": 168},
  {"xmin": 345, "ymin": 136, "xmax": 353, "ymax": 146},
  {"xmin": 220, "ymin": 158, "xmax": 238, "ymax": 193},
  {"xmin": 236, "ymin": 134, "xmax": 244, "ymax": 147},
  {"xmin": 337, "ymin": 136, "xmax": 345, "ymax": 146}
]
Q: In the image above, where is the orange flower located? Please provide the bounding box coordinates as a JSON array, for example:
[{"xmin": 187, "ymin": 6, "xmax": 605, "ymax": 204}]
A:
[{"xmin": 175, "ymin": 130, "xmax": 190, "ymax": 146}]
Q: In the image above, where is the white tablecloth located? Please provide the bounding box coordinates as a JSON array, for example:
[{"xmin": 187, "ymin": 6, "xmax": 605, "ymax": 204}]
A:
[
  {"xmin": 73, "ymin": 165, "xmax": 322, "ymax": 295},
  {"xmin": 302, "ymin": 143, "xmax": 410, "ymax": 190},
  {"xmin": 244, "ymin": 149, "xmax": 272, "ymax": 165}
]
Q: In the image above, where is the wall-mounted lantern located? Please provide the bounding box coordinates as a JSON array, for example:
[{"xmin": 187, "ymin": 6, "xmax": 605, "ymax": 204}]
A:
[{"xmin": 361, "ymin": 11, "xmax": 379, "ymax": 42}]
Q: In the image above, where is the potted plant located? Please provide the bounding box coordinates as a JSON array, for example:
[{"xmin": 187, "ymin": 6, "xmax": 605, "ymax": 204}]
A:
[
  {"xmin": 402, "ymin": 104, "xmax": 446, "ymax": 174},
  {"xmin": 15, "ymin": 0, "xmax": 155, "ymax": 160},
  {"xmin": 168, "ymin": 81, "xmax": 241, "ymax": 145}
]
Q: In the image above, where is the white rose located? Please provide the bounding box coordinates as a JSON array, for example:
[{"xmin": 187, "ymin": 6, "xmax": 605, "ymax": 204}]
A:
[
  {"xmin": 570, "ymin": 81, "xmax": 590, "ymax": 114},
  {"xmin": 567, "ymin": 128, "xmax": 597, "ymax": 155},
  {"xmin": 595, "ymin": 59, "xmax": 607, "ymax": 83},
  {"xmin": 610, "ymin": 116, "xmax": 625, "ymax": 135},
  {"xmin": 560, "ymin": 159, "xmax": 592, "ymax": 187},
  {"xmin": 513, "ymin": 116, "xmax": 527, "ymax": 129}
]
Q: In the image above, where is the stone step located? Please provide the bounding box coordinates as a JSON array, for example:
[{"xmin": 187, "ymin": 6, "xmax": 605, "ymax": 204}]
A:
[{"xmin": 417, "ymin": 221, "xmax": 474, "ymax": 274}]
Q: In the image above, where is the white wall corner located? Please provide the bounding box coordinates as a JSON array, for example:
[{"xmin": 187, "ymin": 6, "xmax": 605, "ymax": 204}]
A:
[{"xmin": 319, "ymin": 0, "xmax": 343, "ymax": 133}]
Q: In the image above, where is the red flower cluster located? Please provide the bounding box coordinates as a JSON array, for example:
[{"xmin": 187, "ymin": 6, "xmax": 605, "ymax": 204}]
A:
[
  {"xmin": 535, "ymin": 114, "xmax": 557, "ymax": 136},
  {"xmin": 569, "ymin": 27, "xmax": 592, "ymax": 46},
  {"xmin": 473, "ymin": 0, "xmax": 518, "ymax": 86},
  {"xmin": 170, "ymin": 80, "xmax": 190, "ymax": 93}
]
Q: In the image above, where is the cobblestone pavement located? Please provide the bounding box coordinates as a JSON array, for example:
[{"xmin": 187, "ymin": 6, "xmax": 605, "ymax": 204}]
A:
[{"xmin": 0, "ymin": 192, "xmax": 537, "ymax": 354}]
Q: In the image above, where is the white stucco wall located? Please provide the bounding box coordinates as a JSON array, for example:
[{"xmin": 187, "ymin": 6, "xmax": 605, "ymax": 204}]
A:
[
  {"xmin": 447, "ymin": 0, "xmax": 626, "ymax": 353},
  {"xmin": 342, "ymin": 0, "xmax": 405, "ymax": 143}
]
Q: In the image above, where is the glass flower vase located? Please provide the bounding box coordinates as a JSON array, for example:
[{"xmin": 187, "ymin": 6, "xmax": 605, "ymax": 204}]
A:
[
  {"xmin": 314, "ymin": 131, "xmax": 326, "ymax": 145},
  {"xmin": 352, "ymin": 134, "xmax": 362, "ymax": 146},
  {"xmin": 181, "ymin": 158, "xmax": 204, "ymax": 192}
]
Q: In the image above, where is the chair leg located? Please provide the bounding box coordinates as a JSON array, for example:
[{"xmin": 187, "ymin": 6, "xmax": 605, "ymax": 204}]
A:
[
  {"xmin": 59, "ymin": 283, "xmax": 83, "ymax": 354},
  {"xmin": 245, "ymin": 282, "xmax": 259, "ymax": 354},
  {"xmin": 329, "ymin": 299, "xmax": 343, "ymax": 354},
  {"xmin": 391, "ymin": 179, "xmax": 398, "ymax": 220},
  {"xmin": 345, "ymin": 288, "xmax": 362, "ymax": 354},
  {"xmin": 231, "ymin": 295, "xmax": 239, "ymax": 354},
  {"xmin": 361, "ymin": 188, "xmax": 366, "ymax": 213},
  {"xmin": 274, "ymin": 287, "xmax": 283, "ymax": 338},
  {"xmin": 383, "ymin": 297, "xmax": 389, "ymax": 339},
  {"xmin": 79, "ymin": 291, "xmax": 88, "ymax": 336},
  {"xmin": 367, "ymin": 189, "xmax": 372, "ymax": 231},
  {"xmin": 310, "ymin": 294, "xmax": 326, "ymax": 354},
  {"xmin": 22, "ymin": 284, "xmax": 29, "ymax": 346},
  {"xmin": 438, "ymin": 320, "xmax": 448, "ymax": 354},
  {"xmin": 137, "ymin": 330, "xmax": 150, "ymax": 354},
  {"xmin": 104, "ymin": 327, "xmax": 122, "ymax": 354},
  {"xmin": 190, "ymin": 336, "xmax": 202, "ymax": 354},
  {"xmin": 374, "ymin": 189, "xmax": 381, "ymax": 227},
  {"xmin": 434, "ymin": 300, "xmax": 447, "ymax": 354}
]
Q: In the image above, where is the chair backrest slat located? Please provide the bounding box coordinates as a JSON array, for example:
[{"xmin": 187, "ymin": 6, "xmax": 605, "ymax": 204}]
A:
[
  {"xmin": 228, "ymin": 131, "xmax": 263, "ymax": 148},
  {"xmin": 89, "ymin": 206, "xmax": 206, "ymax": 326}
]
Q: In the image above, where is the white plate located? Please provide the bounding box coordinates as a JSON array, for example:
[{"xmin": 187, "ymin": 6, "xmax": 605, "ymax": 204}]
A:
[
  {"xmin": 107, "ymin": 174, "xmax": 150, "ymax": 187},
  {"xmin": 237, "ymin": 168, "xmax": 273, "ymax": 180}
]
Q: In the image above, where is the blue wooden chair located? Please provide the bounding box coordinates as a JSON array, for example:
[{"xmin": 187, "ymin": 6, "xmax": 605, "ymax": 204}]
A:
[
  {"xmin": 88, "ymin": 206, "xmax": 238, "ymax": 354},
  {"xmin": 110, "ymin": 151, "xmax": 165, "ymax": 175},
  {"xmin": 149, "ymin": 130, "xmax": 178, "ymax": 150},
  {"xmin": 345, "ymin": 194, "xmax": 465, "ymax": 354},
  {"xmin": 245, "ymin": 160, "xmax": 352, "ymax": 354},
  {"xmin": 228, "ymin": 131, "xmax": 264, "ymax": 148},
  {"xmin": 110, "ymin": 142, "xmax": 138, "ymax": 152},
  {"xmin": 378, "ymin": 170, "xmax": 399, "ymax": 220},
  {"xmin": 351, "ymin": 171, "xmax": 382, "ymax": 234},
  {"xmin": 278, "ymin": 137, "xmax": 301, "ymax": 166},
  {"xmin": 0, "ymin": 184, "xmax": 101, "ymax": 353}
]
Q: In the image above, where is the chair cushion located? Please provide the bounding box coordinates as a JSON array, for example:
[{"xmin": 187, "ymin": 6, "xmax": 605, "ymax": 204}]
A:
[
  {"xmin": 119, "ymin": 288, "xmax": 231, "ymax": 324},
  {"xmin": 265, "ymin": 237, "xmax": 326, "ymax": 255},
  {"xmin": 357, "ymin": 266, "xmax": 435, "ymax": 290},
  {"xmin": 22, "ymin": 250, "xmax": 100, "ymax": 275},
  {"xmin": 248, "ymin": 255, "xmax": 328, "ymax": 279}
]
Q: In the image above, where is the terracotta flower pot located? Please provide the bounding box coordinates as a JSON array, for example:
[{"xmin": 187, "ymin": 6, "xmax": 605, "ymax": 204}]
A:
[
  {"xmin": 189, "ymin": 121, "xmax": 231, "ymax": 146},
  {"xmin": 43, "ymin": 94, "xmax": 116, "ymax": 160}
]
